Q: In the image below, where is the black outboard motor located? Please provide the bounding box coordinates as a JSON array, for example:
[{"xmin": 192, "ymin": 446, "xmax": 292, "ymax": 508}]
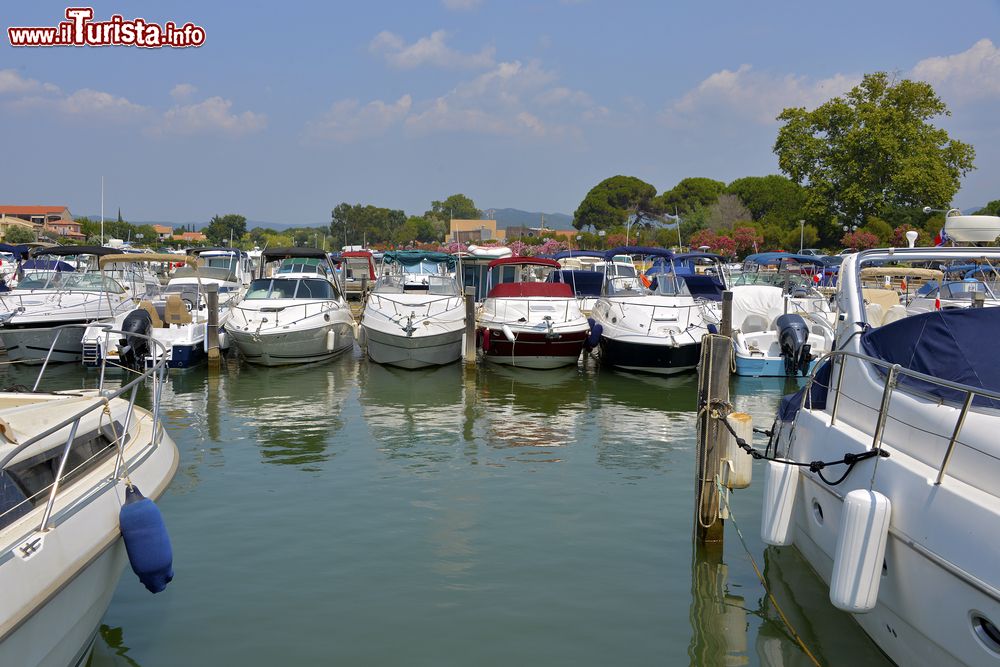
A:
[
  {"xmin": 118, "ymin": 309, "xmax": 153, "ymax": 371},
  {"xmin": 775, "ymin": 313, "xmax": 811, "ymax": 376}
]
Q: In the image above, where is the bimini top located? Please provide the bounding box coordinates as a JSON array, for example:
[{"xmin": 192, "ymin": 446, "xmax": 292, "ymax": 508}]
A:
[
  {"xmin": 383, "ymin": 250, "xmax": 456, "ymax": 267},
  {"xmin": 261, "ymin": 247, "xmax": 329, "ymax": 261},
  {"xmin": 603, "ymin": 246, "xmax": 673, "ymax": 260},
  {"xmin": 189, "ymin": 247, "xmax": 248, "ymax": 257},
  {"xmin": 860, "ymin": 306, "xmax": 1000, "ymax": 409},
  {"xmin": 99, "ymin": 253, "xmax": 197, "ymax": 268},
  {"xmin": 487, "ymin": 256, "xmax": 560, "ymax": 269},
  {"xmin": 29, "ymin": 245, "xmax": 118, "ymax": 257},
  {"xmin": 744, "ymin": 252, "xmax": 825, "ymax": 266},
  {"xmin": 672, "ymin": 251, "xmax": 724, "ymax": 263},
  {"xmin": 0, "ymin": 243, "xmax": 30, "ymax": 260},
  {"xmin": 552, "ymin": 250, "xmax": 605, "ymax": 260}
]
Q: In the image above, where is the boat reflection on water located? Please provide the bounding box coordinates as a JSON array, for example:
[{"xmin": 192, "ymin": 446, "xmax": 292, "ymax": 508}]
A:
[
  {"xmin": 88, "ymin": 625, "xmax": 142, "ymax": 667},
  {"xmin": 224, "ymin": 355, "xmax": 357, "ymax": 470},
  {"xmin": 476, "ymin": 363, "xmax": 589, "ymax": 463},
  {"xmin": 591, "ymin": 369, "xmax": 698, "ymax": 474},
  {"xmin": 755, "ymin": 546, "xmax": 890, "ymax": 667},
  {"xmin": 359, "ymin": 360, "xmax": 466, "ymax": 467}
]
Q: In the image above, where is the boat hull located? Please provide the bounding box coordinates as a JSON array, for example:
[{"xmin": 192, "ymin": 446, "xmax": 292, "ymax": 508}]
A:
[
  {"xmin": 362, "ymin": 325, "xmax": 463, "ymax": 369},
  {"xmin": 1, "ymin": 325, "xmax": 90, "ymax": 364},
  {"xmin": 230, "ymin": 321, "xmax": 354, "ymax": 366},
  {"xmin": 599, "ymin": 336, "xmax": 701, "ymax": 374},
  {"xmin": 480, "ymin": 329, "xmax": 587, "ymax": 369},
  {"xmin": 734, "ymin": 353, "xmax": 817, "ymax": 377}
]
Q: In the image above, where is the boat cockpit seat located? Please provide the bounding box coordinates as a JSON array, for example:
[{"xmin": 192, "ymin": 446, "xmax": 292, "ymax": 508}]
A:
[
  {"xmin": 164, "ymin": 294, "xmax": 192, "ymax": 325},
  {"xmin": 881, "ymin": 304, "xmax": 908, "ymax": 327},
  {"xmin": 740, "ymin": 314, "xmax": 770, "ymax": 334},
  {"xmin": 137, "ymin": 300, "xmax": 163, "ymax": 329},
  {"xmin": 865, "ymin": 303, "xmax": 885, "ymax": 328}
]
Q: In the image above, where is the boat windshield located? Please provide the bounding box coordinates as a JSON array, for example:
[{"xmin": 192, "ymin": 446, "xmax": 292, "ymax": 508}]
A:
[
  {"xmin": 245, "ymin": 278, "xmax": 335, "ymax": 300},
  {"xmin": 649, "ymin": 273, "xmax": 691, "ymax": 296},
  {"xmin": 16, "ymin": 272, "xmax": 124, "ymax": 293},
  {"xmin": 202, "ymin": 255, "xmax": 238, "ymax": 270},
  {"xmin": 277, "ymin": 259, "xmax": 330, "ymax": 277},
  {"xmin": 939, "ymin": 280, "xmax": 993, "ymax": 299}
]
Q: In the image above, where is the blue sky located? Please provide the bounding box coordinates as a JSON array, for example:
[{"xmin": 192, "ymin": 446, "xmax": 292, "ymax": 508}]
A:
[{"xmin": 1, "ymin": 1, "xmax": 998, "ymax": 224}]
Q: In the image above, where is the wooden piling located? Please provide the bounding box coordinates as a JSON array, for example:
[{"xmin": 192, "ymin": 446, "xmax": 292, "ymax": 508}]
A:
[
  {"xmin": 720, "ymin": 290, "xmax": 733, "ymax": 337},
  {"xmin": 463, "ymin": 286, "xmax": 477, "ymax": 364},
  {"xmin": 695, "ymin": 333, "xmax": 731, "ymax": 544},
  {"xmin": 205, "ymin": 283, "xmax": 220, "ymax": 362}
]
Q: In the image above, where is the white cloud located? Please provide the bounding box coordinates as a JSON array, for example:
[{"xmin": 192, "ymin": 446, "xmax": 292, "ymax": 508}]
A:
[
  {"xmin": 170, "ymin": 83, "xmax": 197, "ymax": 102},
  {"xmin": 154, "ymin": 97, "xmax": 266, "ymax": 136},
  {"xmin": 58, "ymin": 88, "xmax": 146, "ymax": 116},
  {"xmin": 305, "ymin": 94, "xmax": 412, "ymax": 142},
  {"xmin": 0, "ymin": 69, "xmax": 60, "ymax": 95},
  {"xmin": 442, "ymin": 0, "xmax": 482, "ymax": 9},
  {"xmin": 663, "ymin": 64, "xmax": 858, "ymax": 126},
  {"xmin": 910, "ymin": 38, "xmax": 1000, "ymax": 105},
  {"xmin": 369, "ymin": 30, "xmax": 494, "ymax": 70}
]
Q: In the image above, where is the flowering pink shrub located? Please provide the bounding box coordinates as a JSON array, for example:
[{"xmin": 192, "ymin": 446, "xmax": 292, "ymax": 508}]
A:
[{"xmin": 841, "ymin": 230, "xmax": 880, "ymax": 250}]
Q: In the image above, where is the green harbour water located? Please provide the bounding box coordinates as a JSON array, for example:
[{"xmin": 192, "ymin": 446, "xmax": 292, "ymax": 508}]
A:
[{"xmin": 3, "ymin": 353, "xmax": 891, "ymax": 666}]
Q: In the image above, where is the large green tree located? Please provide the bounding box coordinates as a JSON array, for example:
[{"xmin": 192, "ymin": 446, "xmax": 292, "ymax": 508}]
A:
[
  {"xmin": 573, "ymin": 175, "xmax": 663, "ymax": 231},
  {"xmin": 658, "ymin": 177, "xmax": 726, "ymax": 216},
  {"xmin": 330, "ymin": 203, "xmax": 406, "ymax": 247},
  {"xmin": 4, "ymin": 225, "xmax": 36, "ymax": 244},
  {"xmin": 774, "ymin": 72, "xmax": 976, "ymax": 228},
  {"xmin": 204, "ymin": 214, "xmax": 247, "ymax": 245},
  {"xmin": 975, "ymin": 200, "xmax": 1000, "ymax": 216},
  {"xmin": 425, "ymin": 194, "xmax": 481, "ymax": 222},
  {"xmin": 725, "ymin": 175, "xmax": 806, "ymax": 225}
]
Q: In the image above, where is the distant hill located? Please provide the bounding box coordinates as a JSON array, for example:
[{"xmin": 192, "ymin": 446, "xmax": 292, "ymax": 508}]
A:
[{"xmin": 487, "ymin": 208, "xmax": 574, "ymax": 230}]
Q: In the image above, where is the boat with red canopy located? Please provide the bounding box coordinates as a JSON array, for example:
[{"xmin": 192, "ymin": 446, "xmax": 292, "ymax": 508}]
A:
[{"xmin": 477, "ymin": 257, "xmax": 591, "ymax": 369}]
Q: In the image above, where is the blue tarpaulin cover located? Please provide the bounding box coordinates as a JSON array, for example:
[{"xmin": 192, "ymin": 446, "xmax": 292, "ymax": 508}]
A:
[{"xmin": 861, "ymin": 307, "xmax": 1000, "ymax": 409}]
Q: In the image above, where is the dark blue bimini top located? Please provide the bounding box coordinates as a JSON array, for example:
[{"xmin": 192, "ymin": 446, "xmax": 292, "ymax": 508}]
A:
[
  {"xmin": 604, "ymin": 246, "xmax": 673, "ymax": 261},
  {"xmin": 552, "ymin": 250, "xmax": 605, "ymax": 260},
  {"xmin": 861, "ymin": 307, "xmax": 1000, "ymax": 409}
]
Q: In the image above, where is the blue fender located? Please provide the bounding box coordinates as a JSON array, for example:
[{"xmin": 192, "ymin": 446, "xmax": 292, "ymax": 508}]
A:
[{"xmin": 119, "ymin": 486, "xmax": 174, "ymax": 594}]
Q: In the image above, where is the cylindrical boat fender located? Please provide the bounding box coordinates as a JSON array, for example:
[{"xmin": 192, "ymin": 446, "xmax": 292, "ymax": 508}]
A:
[
  {"xmin": 501, "ymin": 324, "xmax": 516, "ymax": 343},
  {"xmin": 761, "ymin": 460, "xmax": 799, "ymax": 546},
  {"xmin": 830, "ymin": 489, "xmax": 891, "ymax": 613},
  {"xmin": 722, "ymin": 413, "xmax": 753, "ymax": 489},
  {"xmin": 326, "ymin": 329, "xmax": 337, "ymax": 352},
  {"xmin": 585, "ymin": 318, "xmax": 603, "ymax": 349},
  {"xmin": 217, "ymin": 330, "xmax": 228, "ymax": 350},
  {"xmin": 119, "ymin": 485, "xmax": 174, "ymax": 594},
  {"xmin": 480, "ymin": 328, "xmax": 490, "ymax": 352}
]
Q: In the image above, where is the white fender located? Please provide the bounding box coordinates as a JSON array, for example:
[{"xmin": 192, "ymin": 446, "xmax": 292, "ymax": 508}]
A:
[
  {"xmin": 326, "ymin": 329, "xmax": 337, "ymax": 352},
  {"xmin": 830, "ymin": 489, "xmax": 891, "ymax": 613},
  {"xmin": 501, "ymin": 324, "xmax": 516, "ymax": 343},
  {"xmin": 722, "ymin": 413, "xmax": 753, "ymax": 489},
  {"xmin": 761, "ymin": 460, "xmax": 799, "ymax": 546}
]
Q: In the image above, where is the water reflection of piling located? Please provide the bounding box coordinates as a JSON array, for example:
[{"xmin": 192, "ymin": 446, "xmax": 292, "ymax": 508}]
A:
[{"xmin": 688, "ymin": 543, "xmax": 749, "ymax": 667}]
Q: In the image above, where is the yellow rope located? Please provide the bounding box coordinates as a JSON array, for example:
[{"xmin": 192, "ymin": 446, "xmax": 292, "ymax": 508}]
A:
[{"xmin": 716, "ymin": 479, "xmax": 823, "ymax": 667}]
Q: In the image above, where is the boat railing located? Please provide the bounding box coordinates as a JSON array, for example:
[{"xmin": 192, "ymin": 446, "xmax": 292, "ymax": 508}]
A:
[
  {"xmin": 367, "ymin": 292, "xmax": 463, "ymax": 318},
  {"xmin": 234, "ymin": 299, "xmax": 344, "ymax": 331},
  {"xmin": 802, "ymin": 348, "xmax": 1000, "ymax": 485},
  {"xmin": 0, "ymin": 323, "xmax": 170, "ymax": 531}
]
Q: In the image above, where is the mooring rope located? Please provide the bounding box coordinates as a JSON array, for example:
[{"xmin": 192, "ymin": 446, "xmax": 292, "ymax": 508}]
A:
[{"xmin": 715, "ymin": 478, "xmax": 823, "ymax": 667}]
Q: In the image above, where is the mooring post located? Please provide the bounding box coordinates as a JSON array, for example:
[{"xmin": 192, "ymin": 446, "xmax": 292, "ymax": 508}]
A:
[
  {"xmin": 205, "ymin": 282, "xmax": 220, "ymax": 362},
  {"xmin": 463, "ymin": 286, "xmax": 477, "ymax": 364},
  {"xmin": 720, "ymin": 290, "xmax": 733, "ymax": 337},
  {"xmin": 695, "ymin": 334, "xmax": 731, "ymax": 543}
]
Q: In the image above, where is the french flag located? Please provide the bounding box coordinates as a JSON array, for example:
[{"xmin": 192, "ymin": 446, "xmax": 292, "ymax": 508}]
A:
[{"xmin": 934, "ymin": 227, "xmax": 950, "ymax": 247}]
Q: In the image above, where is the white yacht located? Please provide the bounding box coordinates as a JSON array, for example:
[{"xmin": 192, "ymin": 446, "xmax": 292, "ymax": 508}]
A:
[
  {"xmin": 360, "ymin": 250, "xmax": 466, "ymax": 369},
  {"xmin": 0, "ymin": 324, "xmax": 178, "ymax": 667},
  {"xmin": 762, "ymin": 246, "xmax": 1000, "ymax": 666},
  {"xmin": 228, "ymin": 248, "xmax": 355, "ymax": 366},
  {"xmin": 590, "ymin": 248, "xmax": 721, "ymax": 374},
  {"xmin": 0, "ymin": 247, "xmax": 161, "ymax": 364}
]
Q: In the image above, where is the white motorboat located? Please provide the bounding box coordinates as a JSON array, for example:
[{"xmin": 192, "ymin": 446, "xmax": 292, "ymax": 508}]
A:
[
  {"xmin": 591, "ymin": 248, "xmax": 721, "ymax": 375},
  {"xmin": 477, "ymin": 256, "xmax": 590, "ymax": 369},
  {"xmin": 0, "ymin": 324, "xmax": 178, "ymax": 667},
  {"xmin": 360, "ymin": 250, "xmax": 466, "ymax": 369},
  {"xmin": 228, "ymin": 247, "xmax": 355, "ymax": 366},
  {"xmin": 761, "ymin": 246, "xmax": 1000, "ymax": 666},
  {"xmin": 0, "ymin": 247, "xmax": 161, "ymax": 364},
  {"xmin": 942, "ymin": 210, "xmax": 1000, "ymax": 244},
  {"xmin": 730, "ymin": 284, "xmax": 834, "ymax": 377},
  {"xmin": 80, "ymin": 252, "xmax": 245, "ymax": 369}
]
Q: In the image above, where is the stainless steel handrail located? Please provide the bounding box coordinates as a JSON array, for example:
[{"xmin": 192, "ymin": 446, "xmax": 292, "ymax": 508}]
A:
[
  {"xmin": 0, "ymin": 323, "xmax": 172, "ymax": 531},
  {"xmin": 802, "ymin": 348, "xmax": 1000, "ymax": 485}
]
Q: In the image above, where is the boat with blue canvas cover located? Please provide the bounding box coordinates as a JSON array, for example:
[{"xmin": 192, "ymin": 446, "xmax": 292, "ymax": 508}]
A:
[{"xmin": 763, "ymin": 246, "xmax": 1000, "ymax": 667}]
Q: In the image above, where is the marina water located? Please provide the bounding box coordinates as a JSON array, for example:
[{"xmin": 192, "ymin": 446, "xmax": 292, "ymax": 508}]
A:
[{"xmin": 3, "ymin": 354, "xmax": 891, "ymax": 666}]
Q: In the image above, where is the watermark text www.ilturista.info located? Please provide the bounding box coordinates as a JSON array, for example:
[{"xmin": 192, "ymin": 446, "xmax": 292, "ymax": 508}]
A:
[{"xmin": 8, "ymin": 7, "xmax": 205, "ymax": 48}]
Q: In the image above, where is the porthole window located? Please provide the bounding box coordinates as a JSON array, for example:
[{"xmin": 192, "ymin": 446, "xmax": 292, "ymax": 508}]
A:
[
  {"xmin": 972, "ymin": 613, "xmax": 1000, "ymax": 655},
  {"xmin": 811, "ymin": 499, "xmax": 823, "ymax": 524}
]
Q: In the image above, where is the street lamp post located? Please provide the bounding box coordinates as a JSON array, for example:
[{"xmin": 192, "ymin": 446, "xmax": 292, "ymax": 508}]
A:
[{"xmin": 799, "ymin": 219, "xmax": 805, "ymax": 253}]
